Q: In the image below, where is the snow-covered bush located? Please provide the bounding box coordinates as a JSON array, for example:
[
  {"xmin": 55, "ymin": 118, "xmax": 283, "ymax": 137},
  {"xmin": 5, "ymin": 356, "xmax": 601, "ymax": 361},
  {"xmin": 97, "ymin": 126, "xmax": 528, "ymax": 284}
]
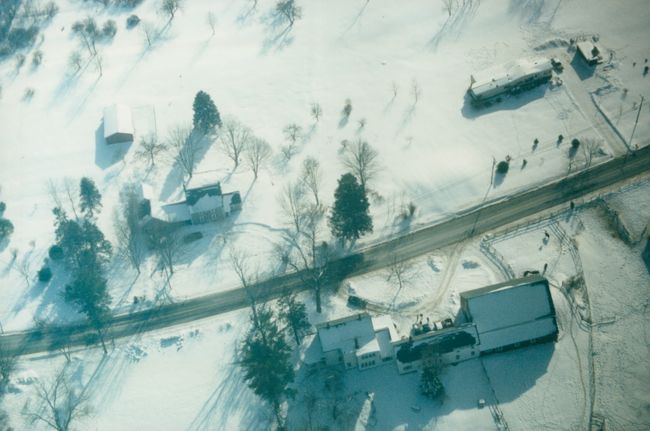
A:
[
  {"xmin": 496, "ymin": 160, "xmax": 509, "ymax": 174},
  {"xmin": 126, "ymin": 14, "xmax": 141, "ymax": 29},
  {"xmin": 38, "ymin": 266, "xmax": 53, "ymax": 282},
  {"xmin": 101, "ymin": 20, "xmax": 117, "ymax": 40}
]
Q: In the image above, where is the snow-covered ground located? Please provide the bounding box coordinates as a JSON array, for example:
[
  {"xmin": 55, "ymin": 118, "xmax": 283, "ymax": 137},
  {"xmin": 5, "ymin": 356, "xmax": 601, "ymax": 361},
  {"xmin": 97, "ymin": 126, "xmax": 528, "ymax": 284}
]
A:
[
  {"xmin": 1, "ymin": 0, "xmax": 650, "ymax": 429},
  {"xmin": 2, "ymin": 0, "xmax": 649, "ymax": 332}
]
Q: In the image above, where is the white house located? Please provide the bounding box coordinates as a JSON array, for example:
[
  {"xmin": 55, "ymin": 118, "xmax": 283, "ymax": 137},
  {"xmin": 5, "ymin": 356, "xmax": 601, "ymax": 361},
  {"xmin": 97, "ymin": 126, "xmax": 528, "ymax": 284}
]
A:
[
  {"xmin": 305, "ymin": 313, "xmax": 399, "ymax": 371},
  {"xmin": 460, "ymin": 275, "xmax": 558, "ymax": 354},
  {"xmin": 468, "ymin": 57, "xmax": 553, "ymax": 103},
  {"xmin": 103, "ymin": 104, "xmax": 134, "ymax": 144},
  {"xmin": 150, "ymin": 172, "xmax": 241, "ymax": 225}
]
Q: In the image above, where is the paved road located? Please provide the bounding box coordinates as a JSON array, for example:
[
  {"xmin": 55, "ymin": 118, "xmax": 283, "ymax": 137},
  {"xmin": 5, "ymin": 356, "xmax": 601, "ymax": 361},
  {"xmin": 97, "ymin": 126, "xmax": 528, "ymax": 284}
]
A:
[{"xmin": 1, "ymin": 144, "xmax": 649, "ymax": 357}]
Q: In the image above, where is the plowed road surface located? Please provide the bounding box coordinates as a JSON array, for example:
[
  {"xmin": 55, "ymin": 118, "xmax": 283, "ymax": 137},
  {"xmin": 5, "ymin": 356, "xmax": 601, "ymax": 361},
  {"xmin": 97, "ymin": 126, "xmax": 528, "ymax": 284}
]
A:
[{"xmin": 2, "ymin": 145, "xmax": 649, "ymax": 357}]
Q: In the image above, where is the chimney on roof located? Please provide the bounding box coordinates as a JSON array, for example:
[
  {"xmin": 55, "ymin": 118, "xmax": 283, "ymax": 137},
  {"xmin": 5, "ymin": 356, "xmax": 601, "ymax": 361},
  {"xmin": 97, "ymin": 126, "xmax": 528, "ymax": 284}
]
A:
[{"xmin": 354, "ymin": 337, "xmax": 359, "ymax": 349}]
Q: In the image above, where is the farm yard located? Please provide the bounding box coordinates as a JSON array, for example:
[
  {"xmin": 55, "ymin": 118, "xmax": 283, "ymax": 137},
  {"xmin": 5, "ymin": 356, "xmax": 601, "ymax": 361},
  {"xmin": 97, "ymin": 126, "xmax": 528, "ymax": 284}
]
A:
[{"xmin": 0, "ymin": 0, "xmax": 649, "ymax": 430}]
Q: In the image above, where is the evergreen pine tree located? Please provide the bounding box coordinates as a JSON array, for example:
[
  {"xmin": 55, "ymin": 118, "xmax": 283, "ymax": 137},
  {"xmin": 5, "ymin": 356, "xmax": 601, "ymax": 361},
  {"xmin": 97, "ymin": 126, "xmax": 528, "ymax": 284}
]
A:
[
  {"xmin": 240, "ymin": 306, "xmax": 294, "ymax": 427},
  {"xmin": 79, "ymin": 177, "xmax": 102, "ymax": 218},
  {"xmin": 0, "ymin": 218, "xmax": 14, "ymax": 241},
  {"xmin": 278, "ymin": 293, "xmax": 310, "ymax": 345},
  {"xmin": 192, "ymin": 90, "xmax": 222, "ymax": 133},
  {"xmin": 64, "ymin": 250, "xmax": 112, "ymax": 353},
  {"xmin": 328, "ymin": 173, "xmax": 373, "ymax": 243}
]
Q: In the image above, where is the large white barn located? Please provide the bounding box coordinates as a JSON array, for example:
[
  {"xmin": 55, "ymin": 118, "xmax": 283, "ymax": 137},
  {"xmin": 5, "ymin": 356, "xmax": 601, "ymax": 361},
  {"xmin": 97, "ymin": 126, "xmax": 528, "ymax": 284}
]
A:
[{"xmin": 460, "ymin": 275, "xmax": 558, "ymax": 354}]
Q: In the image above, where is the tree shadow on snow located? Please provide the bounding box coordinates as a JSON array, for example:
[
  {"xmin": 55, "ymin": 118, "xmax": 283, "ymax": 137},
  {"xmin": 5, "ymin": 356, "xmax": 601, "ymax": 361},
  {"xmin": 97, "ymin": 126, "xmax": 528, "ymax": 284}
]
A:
[
  {"xmin": 507, "ymin": 0, "xmax": 548, "ymax": 24},
  {"xmin": 187, "ymin": 350, "xmax": 267, "ymax": 430},
  {"xmin": 158, "ymin": 132, "xmax": 214, "ymax": 201},
  {"xmin": 236, "ymin": 1, "xmax": 259, "ymax": 26},
  {"xmin": 428, "ymin": 0, "xmax": 480, "ymax": 51},
  {"xmin": 259, "ymin": 9, "xmax": 295, "ymax": 55},
  {"xmin": 10, "ymin": 259, "xmax": 82, "ymax": 327},
  {"xmin": 94, "ymin": 123, "xmax": 132, "ymax": 170}
]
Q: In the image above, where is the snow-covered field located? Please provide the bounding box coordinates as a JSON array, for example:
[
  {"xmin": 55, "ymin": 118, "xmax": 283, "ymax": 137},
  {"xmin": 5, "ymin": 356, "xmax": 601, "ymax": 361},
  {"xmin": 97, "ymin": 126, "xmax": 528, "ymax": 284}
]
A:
[
  {"xmin": 1, "ymin": 0, "xmax": 650, "ymax": 429},
  {"xmin": 4, "ymin": 177, "xmax": 647, "ymax": 431},
  {"xmin": 2, "ymin": 0, "xmax": 649, "ymax": 331}
]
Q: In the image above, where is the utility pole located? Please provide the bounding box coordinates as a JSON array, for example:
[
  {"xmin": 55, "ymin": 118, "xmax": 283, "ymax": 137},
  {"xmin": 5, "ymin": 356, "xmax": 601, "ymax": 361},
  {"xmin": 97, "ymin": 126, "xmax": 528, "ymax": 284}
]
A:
[{"xmin": 629, "ymin": 95, "xmax": 644, "ymax": 148}]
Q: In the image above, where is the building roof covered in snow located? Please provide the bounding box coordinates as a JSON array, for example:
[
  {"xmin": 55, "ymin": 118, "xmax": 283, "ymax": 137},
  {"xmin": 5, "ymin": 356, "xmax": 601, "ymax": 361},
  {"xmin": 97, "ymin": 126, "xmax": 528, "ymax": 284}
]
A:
[
  {"xmin": 316, "ymin": 313, "xmax": 376, "ymax": 354},
  {"xmin": 576, "ymin": 41, "xmax": 602, "ymax": 64},
  {"xmin": 395, "ymin": 324, "xmax": 479, "ymax": 363},
  {"xmin": 460, "ymin": 275, "xmax": 558, "ymax": 352},
  {"xmin": 185, "ymin": 171, "xmax": 222, "ymax": 192},
  {"xmin": 188, "ymin": 194, "xmax": 223, "ymax": 214},
  {"xmin": 156, "ymin": 201, "xmax": 191, "ymax": 223},
  {"xmin": 469, "ymin": 57, "xmax": 553, "ymax": 100},
  {"xmin": 103, "ymin": 104, "xmax": 134, "ymax": 144}
]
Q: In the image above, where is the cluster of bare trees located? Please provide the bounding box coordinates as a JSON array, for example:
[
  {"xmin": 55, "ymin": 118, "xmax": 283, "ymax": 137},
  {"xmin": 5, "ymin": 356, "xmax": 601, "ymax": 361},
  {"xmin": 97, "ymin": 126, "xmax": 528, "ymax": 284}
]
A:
[
  {"xmin": 218, "ymin": 118, "xmax": 273, "ymax": 178},
  {"xmin": 113, "ymin": 184, "xmax": 146, "ymax": 276},
  {"xmin": 276, "ymin": 157, "xmax": 329, "ymax": 312}
]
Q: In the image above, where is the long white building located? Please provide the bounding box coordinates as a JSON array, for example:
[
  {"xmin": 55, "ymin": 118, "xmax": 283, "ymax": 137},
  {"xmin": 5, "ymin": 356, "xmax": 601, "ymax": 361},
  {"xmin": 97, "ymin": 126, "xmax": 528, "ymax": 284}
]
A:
[{"xmin": 468, "ymin": 57, "xmax": 553, "ymax": 103}]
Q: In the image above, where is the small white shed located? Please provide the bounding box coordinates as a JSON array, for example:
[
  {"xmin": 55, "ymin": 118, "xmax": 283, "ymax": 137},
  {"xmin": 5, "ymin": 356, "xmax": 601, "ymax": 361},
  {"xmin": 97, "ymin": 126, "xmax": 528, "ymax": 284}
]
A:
[{"xmin": 103, "ymin": 104, "xmax": 134, "ymax": 144}]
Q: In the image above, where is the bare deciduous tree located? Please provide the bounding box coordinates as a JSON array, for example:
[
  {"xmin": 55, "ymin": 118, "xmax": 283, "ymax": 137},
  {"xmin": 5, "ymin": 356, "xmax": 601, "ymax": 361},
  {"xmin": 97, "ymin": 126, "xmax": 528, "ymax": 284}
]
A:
[
  {"xmin": 135, "ymin": 134, "xmax": 167, "ymax": 170},
  {"xmin": 385, "ymin": 255, "xmax": 417, "ymax": 308},
  {"xmin": 161, "ymin": 0, "xmax": 182, "ymax": 22},
  {"xmin": 277, "ymin": 182, "xmax": 329, "ymax": 312},
  {"xmin": 229, "ymin": 247, "xmax": 263, "ymax": 321},
  {"xmin": 442, "ymin": 0, "xmax": 455, "ymax": 17},
  {"xmin": 391, "ymin": 81, "xmax": 398, "ymax": 98},
  {"xmin": 582, "ymin": 138, "xmax": 601, "ymax": 169},
  {"xmin": 167, "ymin": 125, "xmax": 200, "ymax": 179},
  {"xmin": 340, "ymin": 139, "xmax": 380, "ymax": 190},
  {"xmin": 113, "ymin": 184, "xmax": 146, "ymax": 275},
  {"xmin": 145, "ymin": 221, "xmax": 182, "ymax": 280},
  {"xmin": 278, "ymin": 183, "xmax": 303, "ymax": 236},
  {"xmin": 219, "ymin": 119, "xmax": 252, "ymax": 170},
  {"xmin": 276, "ymin": 0, "xmax": 302, "ymax": 27},
  {"xmin": 280, "ymin": 202, "xmax": 329, "ymax": 313},
  {"xmin": 299, "ymin": 157, "xmax": 322, "ymax": 206},
  {"xmin": 68, "ymin": 51, "xmax": 83, "ymax": 74},
  {"xmin": 23, "ymin": 367, "xmax": 90, "ymax": 431},
  {"xmin": 310, "ymin": 103, "xmax": 322, "ymax": 122},
  {"xmin": 280, "ymin": 144, "xmax": 298, "ymax": 162},
  {"xmin": 283, "ymin": 123, "xmax": 303, "ymax": 146},
  {"xmin": 245, "ymin": 137, "xmax": 272, "ymax": 180}
]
